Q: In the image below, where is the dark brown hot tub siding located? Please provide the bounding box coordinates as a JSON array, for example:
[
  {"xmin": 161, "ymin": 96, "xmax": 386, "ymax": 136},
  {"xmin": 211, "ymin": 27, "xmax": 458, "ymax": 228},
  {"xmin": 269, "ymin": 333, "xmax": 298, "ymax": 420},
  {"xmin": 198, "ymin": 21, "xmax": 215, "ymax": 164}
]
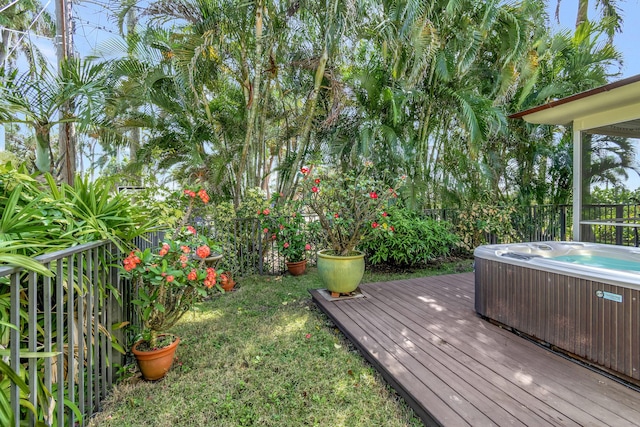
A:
[{"xmin": 475, "ymin": 257, "xmax": 640, "ymax": 385}]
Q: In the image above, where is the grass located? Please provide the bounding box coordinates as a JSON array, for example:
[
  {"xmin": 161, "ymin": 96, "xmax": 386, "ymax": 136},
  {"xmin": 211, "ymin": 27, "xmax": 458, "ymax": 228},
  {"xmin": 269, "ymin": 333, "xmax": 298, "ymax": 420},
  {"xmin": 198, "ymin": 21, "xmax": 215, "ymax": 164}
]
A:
[{"xmin": 89, "ymin": 258, "xmax": 473, "ymax": 427}]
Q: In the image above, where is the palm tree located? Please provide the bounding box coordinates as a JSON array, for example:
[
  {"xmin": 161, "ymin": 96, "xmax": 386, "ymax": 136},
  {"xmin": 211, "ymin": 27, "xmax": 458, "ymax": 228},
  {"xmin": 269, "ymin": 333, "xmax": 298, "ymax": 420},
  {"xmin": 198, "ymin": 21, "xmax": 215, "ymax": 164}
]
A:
[{"xmin": 0, "ymin": 59, "xmax": 116, "ymax": 176}]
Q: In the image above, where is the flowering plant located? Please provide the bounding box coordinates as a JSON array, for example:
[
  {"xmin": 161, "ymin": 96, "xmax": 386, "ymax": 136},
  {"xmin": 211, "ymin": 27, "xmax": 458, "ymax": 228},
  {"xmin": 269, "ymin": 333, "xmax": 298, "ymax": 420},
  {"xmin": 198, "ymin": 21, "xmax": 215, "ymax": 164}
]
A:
[
  {"xmin": 261, "ymin": 204, "xmax": 311, "ymax": 263},
  {"xmin": 122, "ymin": 187, "xmax": 221, "ymax": 349},
  {"xmin": 300, "ymin": 164, "xmax": 403, "ymax": 256}
]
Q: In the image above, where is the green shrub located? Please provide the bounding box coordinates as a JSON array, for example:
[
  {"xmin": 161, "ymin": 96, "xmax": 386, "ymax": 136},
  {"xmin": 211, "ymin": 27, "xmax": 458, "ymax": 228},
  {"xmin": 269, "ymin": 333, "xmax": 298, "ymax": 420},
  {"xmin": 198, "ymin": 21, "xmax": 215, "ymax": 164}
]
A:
[
  {"xmin": 455, "ymin": 202, "xmax": 516, "ymax": 252},
  {"xmin": 360, "ymin": 206, "xmax": 458, "ymax": 267}
]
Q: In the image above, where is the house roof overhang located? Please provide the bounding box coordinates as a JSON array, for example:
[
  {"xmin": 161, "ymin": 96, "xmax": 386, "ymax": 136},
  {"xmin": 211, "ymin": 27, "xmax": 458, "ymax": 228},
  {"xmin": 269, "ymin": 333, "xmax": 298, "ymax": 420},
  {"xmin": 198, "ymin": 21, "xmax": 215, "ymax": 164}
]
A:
[{"xmin": 508, "ymin": 74, "xmax": 640, "ymax": 137}]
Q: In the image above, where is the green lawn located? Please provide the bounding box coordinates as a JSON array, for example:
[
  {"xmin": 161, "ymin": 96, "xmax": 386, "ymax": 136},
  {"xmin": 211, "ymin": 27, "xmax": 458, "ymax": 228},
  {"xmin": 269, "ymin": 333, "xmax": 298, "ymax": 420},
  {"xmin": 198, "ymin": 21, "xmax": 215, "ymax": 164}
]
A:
[{"xmin": 90, "ymin": 259, "xmax": 472, "ymax": 426}]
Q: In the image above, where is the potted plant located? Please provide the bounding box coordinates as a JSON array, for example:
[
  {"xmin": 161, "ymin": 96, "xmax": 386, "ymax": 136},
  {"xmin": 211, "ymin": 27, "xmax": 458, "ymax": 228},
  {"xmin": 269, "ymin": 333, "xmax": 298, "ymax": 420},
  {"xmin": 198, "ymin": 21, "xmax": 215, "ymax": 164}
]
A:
[
  {"xmin": 299, "ymin": 164, "xmax": 402, "ymax": 296},
  {"xmin": 261, "ymin": 204, "xmax": 311, "ymax": 276},
  {"xmin": 122, "ymin": 187, "xmax": 222, "ymax": 380}
]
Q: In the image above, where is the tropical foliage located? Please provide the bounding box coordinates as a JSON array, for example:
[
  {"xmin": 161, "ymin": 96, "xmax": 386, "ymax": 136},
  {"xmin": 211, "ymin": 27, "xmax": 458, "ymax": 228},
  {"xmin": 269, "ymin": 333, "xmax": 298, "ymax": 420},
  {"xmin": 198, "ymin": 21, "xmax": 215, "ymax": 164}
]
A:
[
  {"xmin": 1, "ymin": 0, "xmax": 632, "ymax": 211},
  {"xmin": 360, "ymin": 205, "xmax": 458, "ymax": 267},
  {"xmin": 0, "ymin": 165, "xmax": 152, "ymax": 424}
]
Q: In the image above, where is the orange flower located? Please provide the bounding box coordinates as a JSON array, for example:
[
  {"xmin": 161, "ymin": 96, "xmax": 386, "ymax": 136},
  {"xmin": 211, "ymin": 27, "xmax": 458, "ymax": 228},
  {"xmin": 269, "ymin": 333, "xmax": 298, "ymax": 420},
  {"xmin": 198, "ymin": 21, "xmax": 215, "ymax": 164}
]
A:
[
  {"xmin": 197, "ymin": 189, "xmax": 210, "ymax": 204},
  {"xmin": 195, "ymin": 245, "xmax": 211, "ymax": 259}
]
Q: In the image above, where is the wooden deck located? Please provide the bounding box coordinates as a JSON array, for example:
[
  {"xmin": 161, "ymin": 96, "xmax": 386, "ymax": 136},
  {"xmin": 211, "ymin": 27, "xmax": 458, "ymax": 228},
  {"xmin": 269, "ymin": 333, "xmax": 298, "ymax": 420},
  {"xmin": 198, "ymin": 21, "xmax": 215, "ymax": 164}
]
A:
[{"xmin": 310, "ymin": 273, "xmax": 640, "ymax": 426}]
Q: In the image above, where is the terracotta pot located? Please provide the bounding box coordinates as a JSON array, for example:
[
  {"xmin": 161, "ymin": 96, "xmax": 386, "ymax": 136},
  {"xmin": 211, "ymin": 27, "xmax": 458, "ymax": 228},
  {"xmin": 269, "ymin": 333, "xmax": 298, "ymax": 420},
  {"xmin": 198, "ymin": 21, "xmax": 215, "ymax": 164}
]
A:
[
  {"xmin": 220, "ymin": 272, "xmax": 236, "ymax": 291},
  {"xmin": 132, "ymin": 335, "xmax": 180, "ymax": 381},
  {"xmin": 285, "ymin": 259, "xmax": 307, "ymax": 276}
]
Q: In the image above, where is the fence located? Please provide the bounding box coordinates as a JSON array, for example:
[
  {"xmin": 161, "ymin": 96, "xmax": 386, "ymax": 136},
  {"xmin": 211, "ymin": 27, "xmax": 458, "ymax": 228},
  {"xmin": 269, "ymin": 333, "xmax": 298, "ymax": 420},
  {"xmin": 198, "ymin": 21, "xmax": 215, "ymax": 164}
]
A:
[
  {"xmin": 423, "ymin": 204, "xmax": 572, "ymax": 245},
  {"xmin": 0, "ymin": 240, "xmax": 131, "ymax": 427},
  {"xmin": 199, "ymin": 215, "xmax": 324, "ymax": 276},
  {"xmin": 425, "ymin": 203, "xmax": 640, "ymax": 247}
]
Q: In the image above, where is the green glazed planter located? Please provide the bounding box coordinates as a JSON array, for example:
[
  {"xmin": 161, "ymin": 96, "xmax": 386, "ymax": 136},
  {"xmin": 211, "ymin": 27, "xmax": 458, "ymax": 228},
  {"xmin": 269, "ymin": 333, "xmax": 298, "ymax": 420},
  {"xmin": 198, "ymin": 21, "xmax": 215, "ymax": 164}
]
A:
[{"xmin": 317, "ymin": 249, "xmax": 365, "ymax": 295}]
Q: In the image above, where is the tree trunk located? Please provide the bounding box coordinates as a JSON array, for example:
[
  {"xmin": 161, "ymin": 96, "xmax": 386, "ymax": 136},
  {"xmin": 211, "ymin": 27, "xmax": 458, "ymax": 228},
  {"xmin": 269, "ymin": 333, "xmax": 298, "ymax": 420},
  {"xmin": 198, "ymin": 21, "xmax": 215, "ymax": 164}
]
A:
[
  {"xmin": 576, "ymin": 0, "xmax": 589, "ymax": 27},
  {"xmin": 55, "ymin": 0, "xmax": 76, "ymax": 185},
  {"xmin": 35, "ymin": 122, "xmax": 52, "ymax": 173},
  {"xmin": 0, "ymin": 29, "xmax": 11, "ymax": 67},
  {"xmin": 281, "ymin": 47, "xmax": 329, "ymax": 200},
  {"xmin": 234, "ymin": 0, "xmax": 265, "ymax": 207},
  {"xmin": 59, "ymin": 113, "xmax": 77, "ymax": 185}
]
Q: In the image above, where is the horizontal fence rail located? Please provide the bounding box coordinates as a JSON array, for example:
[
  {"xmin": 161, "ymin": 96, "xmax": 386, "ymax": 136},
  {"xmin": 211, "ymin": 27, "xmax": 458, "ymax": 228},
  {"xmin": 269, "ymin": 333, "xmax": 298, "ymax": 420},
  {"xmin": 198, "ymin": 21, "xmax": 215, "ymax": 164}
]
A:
[{"xmin": 0, "ymin": 240, "xmax": 127, "ymax": 427}]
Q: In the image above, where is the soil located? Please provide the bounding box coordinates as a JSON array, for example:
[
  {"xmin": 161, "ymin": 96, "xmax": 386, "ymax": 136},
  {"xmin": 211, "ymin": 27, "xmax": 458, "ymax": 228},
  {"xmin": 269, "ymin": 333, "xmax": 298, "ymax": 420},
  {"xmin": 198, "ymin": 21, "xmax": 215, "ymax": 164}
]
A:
[{"xmin": 135, "ymin": 334, "xmax": 176, "ymax": 352}]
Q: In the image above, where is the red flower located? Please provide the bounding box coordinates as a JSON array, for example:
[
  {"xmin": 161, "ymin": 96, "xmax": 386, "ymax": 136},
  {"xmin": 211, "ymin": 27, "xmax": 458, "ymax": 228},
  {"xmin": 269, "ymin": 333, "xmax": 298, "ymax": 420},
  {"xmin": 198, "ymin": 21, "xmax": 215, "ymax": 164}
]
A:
[
  {"xmin": 166, "ymin": 275, "xmax": 175, "ymax": 283},
  {"xmin": 181, "ymin": 245, "xmax": 191, "ymax": 253},
  {"xmin": 390, "ymin": 226, "xmax": 395, "ymax": 232},
  {"xmin": 369, "ymin": 192, "xmax": 378, "ymax": 199},
  {"xmin": 305, "ymin": 244, "xmax": 311, "ymax": 250},
  {"xmin": 334, "ymin": 213, "xmax": 339, "ymax": 218},
  {"xmin": 314, "ymin": 178, "xmax": 321, "ymax": 184},
  {"xmin": 311, "ymin": 186, "xmax": 319, "ymax": 193},
  {"xmin": 196, "ymin": 245, "xmax": 211, "ymax": 259},
  {"xmin": 300, "ymin": 167, "xmax": 309, "ymax": 175},
  {"xmin": 186, "ymin": 226, "xmax": 196, "ymax": 235},
  {"xmin": 263, "ymin": 227, "xmax": 269, "ymax": 233},
  {"xmin": 283, "ymin": 242, "xmax": 290, "ymax": 248},
  {"xmin": 159, "ymin": 248, "xmax": 168, "ymax": 256},
  {"xmin": 184, "ymin": 189, "xmax": 196, "ymax": 198},
  {"xmin": 188, "ymin": 270, "xmax": 197, "ymax": 281},
  {"xmin": 382, "ymin": 212, "xmax": 388, "ymax": 217},
  {"xmin": 372, "ymin": 222, "xmax": 379, "ymax": 228},
  {"xmin": 263, "ymin": 208, "xmax": 270, "ymax": 215}
]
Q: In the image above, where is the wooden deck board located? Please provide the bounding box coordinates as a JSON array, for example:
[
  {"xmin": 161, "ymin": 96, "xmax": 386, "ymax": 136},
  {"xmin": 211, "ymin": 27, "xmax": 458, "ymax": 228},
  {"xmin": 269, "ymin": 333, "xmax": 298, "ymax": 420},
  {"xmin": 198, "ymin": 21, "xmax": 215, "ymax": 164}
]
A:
[{"xmin": 310, "ymin": 273, "xmax": 640, "ymax": 427}]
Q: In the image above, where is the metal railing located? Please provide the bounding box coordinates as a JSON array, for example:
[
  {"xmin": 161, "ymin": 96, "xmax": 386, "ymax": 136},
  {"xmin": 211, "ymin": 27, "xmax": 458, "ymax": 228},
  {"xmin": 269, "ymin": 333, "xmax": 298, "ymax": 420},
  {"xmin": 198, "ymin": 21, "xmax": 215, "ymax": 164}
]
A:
[
  {"xmin": 1, "ymin": 240, "xmax": 129, "ymax": 427},
  {"xmin": 196, "ymin": 216, "xmax": 324, "ymax": 276},
  {"xmin": 425, "ymin": 203, "xmax": 640, "ymax": 247}
]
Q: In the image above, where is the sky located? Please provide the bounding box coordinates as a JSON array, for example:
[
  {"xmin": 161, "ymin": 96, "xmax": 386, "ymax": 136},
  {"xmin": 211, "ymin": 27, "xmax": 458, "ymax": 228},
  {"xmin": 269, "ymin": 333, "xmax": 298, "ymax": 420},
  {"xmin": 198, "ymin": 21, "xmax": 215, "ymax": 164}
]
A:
[{"xmin": 548, "ymin": 0, "xmax": 640, "ymax": 78}]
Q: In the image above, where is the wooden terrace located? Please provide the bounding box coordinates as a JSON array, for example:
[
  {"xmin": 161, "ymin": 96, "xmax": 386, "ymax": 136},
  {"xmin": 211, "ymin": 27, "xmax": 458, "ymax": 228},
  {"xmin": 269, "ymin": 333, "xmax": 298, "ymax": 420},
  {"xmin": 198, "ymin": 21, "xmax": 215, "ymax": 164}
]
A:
[{"xmin": 310, "ymin": 273, "xmax": 640, "ymax": 426}]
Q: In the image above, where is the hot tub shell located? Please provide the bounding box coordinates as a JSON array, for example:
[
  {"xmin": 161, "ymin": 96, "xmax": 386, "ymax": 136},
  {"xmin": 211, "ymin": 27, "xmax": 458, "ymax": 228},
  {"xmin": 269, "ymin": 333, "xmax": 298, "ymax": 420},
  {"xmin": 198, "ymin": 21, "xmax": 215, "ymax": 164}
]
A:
[{"xmin": 474, "ymin": 242, "xmax": 640, "ymax": 385}]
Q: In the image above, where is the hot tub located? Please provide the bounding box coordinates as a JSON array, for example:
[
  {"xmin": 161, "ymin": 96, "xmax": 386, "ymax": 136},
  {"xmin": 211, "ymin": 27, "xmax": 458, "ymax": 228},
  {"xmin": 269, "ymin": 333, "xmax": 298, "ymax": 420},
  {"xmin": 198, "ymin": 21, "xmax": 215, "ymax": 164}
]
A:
[{"xmin": 474, "ymin": 241, "xmax": 640, "ymax": 385}]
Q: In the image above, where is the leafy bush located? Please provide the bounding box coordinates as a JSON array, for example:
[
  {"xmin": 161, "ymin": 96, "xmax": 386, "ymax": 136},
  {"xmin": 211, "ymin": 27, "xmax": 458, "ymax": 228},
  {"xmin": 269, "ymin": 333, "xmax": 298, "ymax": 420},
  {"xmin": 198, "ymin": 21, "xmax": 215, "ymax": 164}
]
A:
[
  {"xmin": 455, "ymin": 202, "xmax": 517, "ymax": 252},
  {"xmin": 360, "ymin": 206, "xmax": 458, "ymax": 267}
]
